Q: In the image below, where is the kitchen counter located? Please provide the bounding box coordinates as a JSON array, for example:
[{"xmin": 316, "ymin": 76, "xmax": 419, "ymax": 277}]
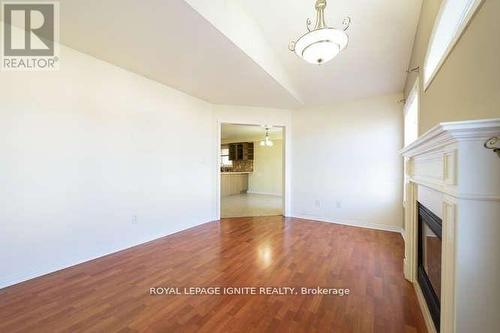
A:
[
  {"xmin": 221, "ymin": 173, "xmax": 249, "ymax": 196},
  {"xmin": 221, "ymin": 171, "xmax": 252, "ymax": 174}
]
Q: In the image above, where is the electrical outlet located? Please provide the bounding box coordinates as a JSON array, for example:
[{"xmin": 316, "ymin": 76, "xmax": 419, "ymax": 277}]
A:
[
  {"xmin": 132, "ymin": 215, "xmax": 138, "ymax": 224},
  {"xmin": 314, "ymin": 200, "xmax": 321, "ymax": 208},
  {"xmin": 336, "ymin": 201, "xmax": 342, "ymax": 208}
]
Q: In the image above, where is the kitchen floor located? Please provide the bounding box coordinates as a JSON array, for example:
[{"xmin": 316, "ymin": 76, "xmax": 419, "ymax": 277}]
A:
[{"xmin": 221, "ymin": 193, "xmax": 282, "ymax": 218}]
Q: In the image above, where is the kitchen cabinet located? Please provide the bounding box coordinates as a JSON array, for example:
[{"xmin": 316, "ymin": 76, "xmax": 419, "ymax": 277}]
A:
[{"xmin": 228, "ymin": 142, "xmax": 254, "ymax": 161}]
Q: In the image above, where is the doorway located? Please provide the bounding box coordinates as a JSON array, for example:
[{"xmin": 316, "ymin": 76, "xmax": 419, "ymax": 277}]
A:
[{"xmin": 218, "ymin": 123, "xmax": 284, "ymax": 218}]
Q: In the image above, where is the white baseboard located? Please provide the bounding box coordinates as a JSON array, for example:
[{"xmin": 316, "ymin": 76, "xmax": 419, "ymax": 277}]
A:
[
  {"xmin": 291, "ymin": 214, "xmax": 404, "ymax": 234},
  {"xmin": 401, "ymin": 228, "xmax": 406, "ymax": 241},
  {"xmin": 246, "ymin": 191, "xmax": 282, "ymax": 197}
]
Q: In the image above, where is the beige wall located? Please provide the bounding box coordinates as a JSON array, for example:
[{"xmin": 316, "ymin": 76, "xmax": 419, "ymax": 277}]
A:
[
  {"xmin": 248, "ymin": 140, "xmax": 283, "ymax": 196},
  {"xmin": 291, "ymin": 94, "xmax": 404, "ymax": 231},
  {"xmin": 405, "ymin": 0, "xmax": 500, "ymax": 133}
]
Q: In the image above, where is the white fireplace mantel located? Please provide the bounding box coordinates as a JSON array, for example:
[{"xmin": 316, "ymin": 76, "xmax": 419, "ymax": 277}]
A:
[{"xmin": 401, "ymin": 118, "xmax": 500, "ymax": 333}]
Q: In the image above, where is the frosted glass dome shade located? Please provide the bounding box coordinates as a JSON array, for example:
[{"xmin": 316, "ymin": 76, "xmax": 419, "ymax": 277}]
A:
[{"xmin": 294, "ymin": 28, "xmax": 348, "ymax": 65}]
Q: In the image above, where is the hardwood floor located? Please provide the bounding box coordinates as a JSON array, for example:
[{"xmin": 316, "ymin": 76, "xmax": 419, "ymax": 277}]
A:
[{"xmin": 0, "ymin": 217, "xmax": 427, "ymax": 333}]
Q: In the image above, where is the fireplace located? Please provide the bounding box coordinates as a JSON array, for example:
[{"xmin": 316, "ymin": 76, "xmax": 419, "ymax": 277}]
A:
[{"xmin": 417, "ymin": 202, "xmax": 442, "ymax": 331}]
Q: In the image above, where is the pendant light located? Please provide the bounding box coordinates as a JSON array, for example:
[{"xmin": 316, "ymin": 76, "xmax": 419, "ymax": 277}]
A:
[
  {"xmin": 289, "ymin": 0, "xmax": 351, "ymax": 65},
  {"xmin": 260, "ymin": 127, "xmax": 274, "ymax": 147}
]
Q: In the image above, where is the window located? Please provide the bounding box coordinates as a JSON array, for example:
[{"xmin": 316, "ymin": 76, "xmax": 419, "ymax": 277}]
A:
[
  {"xmin": 423, "ymin": 0, "xmax": 483, "ymax": 89},
  {"xmin": 404, "ymin": 80, "xmax": 419, "ymax": 146},
  {"xmin": 220, "ymin": 145, "xmax": 232, "ymax": 167}
]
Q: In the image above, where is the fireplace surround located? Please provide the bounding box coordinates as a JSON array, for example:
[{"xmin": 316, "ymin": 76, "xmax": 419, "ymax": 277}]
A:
[{"xmin": 401, "ymin": 119, "xmax": 500, "ymax": 333}]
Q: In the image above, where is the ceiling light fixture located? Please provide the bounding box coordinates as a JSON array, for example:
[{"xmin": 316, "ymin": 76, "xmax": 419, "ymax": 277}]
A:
[
  {"xmin": 260, "ymin": 127, "xmax": 274, "ymax": 147},
  {"xmin": 289, "ymin": 0, "xmax": 351, "ymax": 65}
]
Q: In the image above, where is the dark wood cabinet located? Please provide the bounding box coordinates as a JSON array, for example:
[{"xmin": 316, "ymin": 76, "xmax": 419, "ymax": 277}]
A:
[{"xmin": 228, "ymin": 142, "xmax": 254, "ymax": 161}]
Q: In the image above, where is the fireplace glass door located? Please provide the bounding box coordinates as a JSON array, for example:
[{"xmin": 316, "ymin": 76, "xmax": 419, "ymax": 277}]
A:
[
  {"xmin": 417, "ymin": 202, "xmax": 442, "ymax": 331},
  {"xmin": 421, "ymin": 222, "xmax": 441, "ymax": 300}
]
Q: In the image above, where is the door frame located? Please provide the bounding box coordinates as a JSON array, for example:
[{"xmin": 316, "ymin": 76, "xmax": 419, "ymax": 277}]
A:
[{"xmin": 215, "ymin": 121, "xmax": 290, "ymax": 220}]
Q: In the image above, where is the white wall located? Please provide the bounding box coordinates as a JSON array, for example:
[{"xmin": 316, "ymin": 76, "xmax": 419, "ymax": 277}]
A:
[
  {"xmin": 291, "ymin": 94, "xmax": 404, "ymax": 232},
  {"xmin": 0, "ymin": 51, "xmax": 295, "ymax": 288},
  {"xmin": 0, "ymin": 45, "xmax": 216, "ymax": 288},
  {"xmin": 248, "ymin": 139, "xmax": 283, "ymax": 196}
]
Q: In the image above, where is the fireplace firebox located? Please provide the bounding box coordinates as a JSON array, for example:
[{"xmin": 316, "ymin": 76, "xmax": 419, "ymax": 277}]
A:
[{"xmin": 417, "ymin": 202, "xmax": 442, "ymax": 331}]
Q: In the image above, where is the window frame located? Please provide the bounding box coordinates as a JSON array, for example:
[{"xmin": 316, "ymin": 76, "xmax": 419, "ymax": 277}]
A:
[
  {"xmin": 423, "ymin": 0, "xmax": 484, "ymax": 91},
  {"xmin": 220, "ymin": 145, "xmax": 233, "ymax": 167},
  {"xmin": 404, "ymin": 78, "xmax": 420, "ymax": 147}
]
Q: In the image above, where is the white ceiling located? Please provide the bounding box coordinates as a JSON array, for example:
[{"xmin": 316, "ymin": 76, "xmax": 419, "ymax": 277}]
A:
[
  {"xmin": 235, "ymin": 0, "xmax": 423, "ymax": 106},
  {"xmin": 55, "ymin": 0, "xmax": 422, "ymax": 109},
  {"xmin": 221, "ymin": 124, "xmax": 283, "ymax": 142},
  {"xmin": 58, "ymin": 0, "xmax": 301, "ymax": 109}
]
